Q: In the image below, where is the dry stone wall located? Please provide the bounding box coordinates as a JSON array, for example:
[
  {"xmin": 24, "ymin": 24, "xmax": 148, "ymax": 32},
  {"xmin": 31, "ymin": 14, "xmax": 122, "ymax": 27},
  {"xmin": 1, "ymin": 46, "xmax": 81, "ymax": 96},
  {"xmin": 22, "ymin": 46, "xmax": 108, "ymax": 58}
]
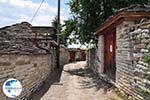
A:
[
  {"xmin": 0, "ymin": 22, "xmax": 57, "ymax": 100},
  {"xmin": 60, "ymin": 45, "xmax": 69, "ymax": 67},
  {"xmin": 0, "ymin": 22, "xmax": 52, "ymax": 54},
  {"xmin": 0, "ymin": 54, "xmax": 54, "ymax": 100},
  {"xmin": 116, "ymin": 20, "xmax": 150, "ymax": 100},
  {"xmin": 129, "ymin": 21, "xmax": 150, "ymax": 100},
  {"xmin": 111, "ymin": 20, "xmax": 150, "ymax": 100},
  {"xmin": 115, "ymin": 21, "xmax": 136, "ymax": 98},
  {"xmin": 87, "ymin": 48, "xmax": 97, "ymax": 73}
]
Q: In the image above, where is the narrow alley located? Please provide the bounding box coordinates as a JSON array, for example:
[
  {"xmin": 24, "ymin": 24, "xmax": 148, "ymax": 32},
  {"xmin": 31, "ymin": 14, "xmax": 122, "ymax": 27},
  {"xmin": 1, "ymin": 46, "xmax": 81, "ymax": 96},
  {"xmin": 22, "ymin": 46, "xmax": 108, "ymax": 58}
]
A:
[
  {"xmin": 29, "ymin": 61, "xmax": 122, "ymax": 100},
  {"xmin": 0, "ymin": 1, "xmax": 150, "ymax": 100}
]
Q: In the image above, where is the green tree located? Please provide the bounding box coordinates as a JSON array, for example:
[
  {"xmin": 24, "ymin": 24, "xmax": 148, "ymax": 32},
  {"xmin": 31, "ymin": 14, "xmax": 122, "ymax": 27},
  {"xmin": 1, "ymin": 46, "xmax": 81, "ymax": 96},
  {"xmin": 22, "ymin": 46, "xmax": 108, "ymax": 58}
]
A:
[
  {"xmin": 51, "ymin": 17, "xmax": 70, "ymax": 46},
  {"xmin": 51, "ymin": 17, "xmax": 58, "ymax": 42},
  {"xmin": 63, "ymin": 0, "xmax": 149, "ymax": 46}
]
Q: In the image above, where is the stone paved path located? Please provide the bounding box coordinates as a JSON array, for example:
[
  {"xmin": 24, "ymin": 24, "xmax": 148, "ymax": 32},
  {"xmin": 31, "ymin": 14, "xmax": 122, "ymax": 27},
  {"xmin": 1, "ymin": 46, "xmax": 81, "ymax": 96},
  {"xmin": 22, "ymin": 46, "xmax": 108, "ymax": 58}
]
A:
[{"xmin": 30, "ymin": 61, "xmax": 122, "ymax": 100}]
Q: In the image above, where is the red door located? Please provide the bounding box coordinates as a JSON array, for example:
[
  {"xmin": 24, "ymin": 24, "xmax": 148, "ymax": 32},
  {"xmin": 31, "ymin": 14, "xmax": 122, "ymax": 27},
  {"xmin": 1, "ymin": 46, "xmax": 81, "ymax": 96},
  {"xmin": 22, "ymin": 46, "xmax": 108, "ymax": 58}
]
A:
[
  {"xmin": 69, "ymin": 51, "xmax": 76, "ymax": 62},
  {"xmin": 80, "ymin": 50, "xmax": 86, "ymax": 61},
  {"xmin": 104, "ymin": 32, "xmax": 116, "ymax": 81}
]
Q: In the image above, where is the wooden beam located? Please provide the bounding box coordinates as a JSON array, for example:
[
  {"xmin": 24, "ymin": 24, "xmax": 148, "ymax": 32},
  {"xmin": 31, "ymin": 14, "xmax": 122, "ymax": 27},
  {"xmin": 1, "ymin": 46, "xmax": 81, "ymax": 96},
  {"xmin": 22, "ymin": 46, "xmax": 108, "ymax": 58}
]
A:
[{"xmin": 95, "ymin": 11, "xmax": 150, "ymax": 35}]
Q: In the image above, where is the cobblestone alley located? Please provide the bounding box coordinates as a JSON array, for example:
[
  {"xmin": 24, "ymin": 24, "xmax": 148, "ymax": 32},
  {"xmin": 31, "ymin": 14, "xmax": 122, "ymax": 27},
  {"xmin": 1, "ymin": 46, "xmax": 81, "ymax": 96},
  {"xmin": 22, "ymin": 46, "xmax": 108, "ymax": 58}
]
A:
[{"xmin": 29, "ymin": 61, "xmax": 122, "ymax": 100}]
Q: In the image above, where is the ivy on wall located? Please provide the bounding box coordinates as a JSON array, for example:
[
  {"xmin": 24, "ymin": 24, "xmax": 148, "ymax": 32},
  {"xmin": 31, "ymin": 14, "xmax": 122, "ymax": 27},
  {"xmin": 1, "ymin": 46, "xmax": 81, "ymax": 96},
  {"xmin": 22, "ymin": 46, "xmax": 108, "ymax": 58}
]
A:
[{"xmin": 143, "ymin": 54, "xmax": 150, "ymax": 64}]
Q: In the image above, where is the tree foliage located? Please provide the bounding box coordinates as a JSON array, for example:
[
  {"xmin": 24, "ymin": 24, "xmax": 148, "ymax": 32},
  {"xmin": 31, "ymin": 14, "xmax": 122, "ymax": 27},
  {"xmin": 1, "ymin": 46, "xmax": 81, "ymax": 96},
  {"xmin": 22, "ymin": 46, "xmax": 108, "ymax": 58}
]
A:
[
  {"xmin": 51, "ymin": 17, "xmax": 70, "ymax": 46},
  {"xmin": 51, "ymin": 17, "xmax": 57, "ymax": 42},
  {"xmin": 62, "ymin": 0, "xmax": 150, "ymax": 46}
]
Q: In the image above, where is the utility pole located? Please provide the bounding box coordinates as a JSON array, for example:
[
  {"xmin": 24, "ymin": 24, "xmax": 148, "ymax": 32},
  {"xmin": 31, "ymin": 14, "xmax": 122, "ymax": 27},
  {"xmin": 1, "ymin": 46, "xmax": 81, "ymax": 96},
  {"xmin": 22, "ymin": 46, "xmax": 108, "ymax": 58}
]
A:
[{"xmin": 56, "ymin": 0, "xmax": 60, "ymax": 68}]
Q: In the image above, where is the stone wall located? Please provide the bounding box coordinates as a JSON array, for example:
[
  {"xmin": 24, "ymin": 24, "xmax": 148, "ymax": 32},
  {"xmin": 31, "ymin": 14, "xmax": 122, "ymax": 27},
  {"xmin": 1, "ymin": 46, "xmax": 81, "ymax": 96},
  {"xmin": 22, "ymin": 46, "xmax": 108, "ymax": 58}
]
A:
[
  {"xmin": 115, "ymin": 21, "xmax": 136, "ymax": 98},
  {"xmin": 86, "ymin": 48, "xmax": 97, "ymax": 73},
  {"xmin": 0, "ymin": 22, "xmax": 58, "ymax": 100},
  {"xmin": 129, "ymin": 21, "xmax": 150, "ymax": 100},
  {"xmin": 86, "ymin": 36, "xmax": 104, "ymax": 76},
  {"xmin": 115, "ymin": 20, "xmax": 150, "ymax": 100},
  {"xmin": 97, "ymin": 35, "xmax": 104, "ymax": 74},
  {"xmin": 60, "ymin": 45, "xmax": 69, "ymax": 67},
  {"xmin": 0, "ymin": 22, "xmax": 52, "ymax": 54},
  {"xmin": 0, "ymin": 54, "xmax": 56, "ymax": 100}
]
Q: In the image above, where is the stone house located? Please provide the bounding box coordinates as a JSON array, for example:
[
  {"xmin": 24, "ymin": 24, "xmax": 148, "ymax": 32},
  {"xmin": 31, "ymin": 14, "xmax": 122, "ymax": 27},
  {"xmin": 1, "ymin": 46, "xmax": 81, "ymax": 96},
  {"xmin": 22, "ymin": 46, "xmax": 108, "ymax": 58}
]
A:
[
  {"xmin": 68, "ymin": 48, "xmax": 86, "ymax": 62},
  {"xmin": 0, "ymin": 22, "xmax": 68, "ymax": 99},
  {"xmin": 68, "ymin": 48, "xmax": 77, "ymax": 62},
  {"xmin": 88, "ymin": 5, "xmax": 150, "ymax": 100}
]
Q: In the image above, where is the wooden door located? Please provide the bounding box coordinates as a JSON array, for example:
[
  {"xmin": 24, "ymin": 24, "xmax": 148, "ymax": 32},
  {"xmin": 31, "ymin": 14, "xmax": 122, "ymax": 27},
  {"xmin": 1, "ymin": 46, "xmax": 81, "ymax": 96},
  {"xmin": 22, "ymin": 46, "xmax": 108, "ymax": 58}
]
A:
[
  {"xmin": 80, "ymin": 50, "xmax": 86, "ymax": 61},
  {"xmin": 104, "ymin": 32, "xmax": 116, "ymax": 81},
  {"xmin": 69, "ymin": 51, "xmax": 76, "ymax": 62}
]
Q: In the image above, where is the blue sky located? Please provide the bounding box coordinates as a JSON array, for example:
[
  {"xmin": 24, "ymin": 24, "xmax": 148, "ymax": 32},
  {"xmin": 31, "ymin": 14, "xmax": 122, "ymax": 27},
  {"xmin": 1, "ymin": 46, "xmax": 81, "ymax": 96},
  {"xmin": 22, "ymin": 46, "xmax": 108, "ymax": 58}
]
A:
[{"xmin": 0, "ymin": 0, "xmax": 70, "ymax": 27}]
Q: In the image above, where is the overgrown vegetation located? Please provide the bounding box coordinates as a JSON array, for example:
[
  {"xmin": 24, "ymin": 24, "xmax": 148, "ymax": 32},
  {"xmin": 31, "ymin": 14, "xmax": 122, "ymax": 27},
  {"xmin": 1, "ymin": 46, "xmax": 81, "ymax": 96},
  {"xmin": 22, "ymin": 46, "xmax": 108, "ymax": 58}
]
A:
[
  {"xmin": 142, "ymin": 51, "xmax": 150, "ymax": 98},
  {"xmin": 143, "ymin": 54, "xmax": 150, "ymax": 63}
]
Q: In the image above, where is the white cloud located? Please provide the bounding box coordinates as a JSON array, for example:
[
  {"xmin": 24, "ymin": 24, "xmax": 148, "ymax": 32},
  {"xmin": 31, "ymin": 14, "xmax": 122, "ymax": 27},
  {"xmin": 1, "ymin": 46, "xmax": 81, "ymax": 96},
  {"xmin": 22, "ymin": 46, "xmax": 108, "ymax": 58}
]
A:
[
  {"xmin": 0, "ymin": 0, "xmax": 69, "ymax": 27},
  {"xmin": 18, "ymin": 14, "xmax": 30, "ymax": 21},
  {"xmin": 8, "ymin": 0, "xmax": 57, "ymax": 14},
  {"xmin": 31, "ymin": 15, "xmax": 54, "ymax": 26},
  {"xmin": 31, "ymin": 15, "xmax": 66, "ymax": 26},
  {"xmin": 0, "ymin": 0, "xmax": 8, "ymax": 3},
  {"xmin": 40, "ymin": 3, "xmax": 57, "ymax": 14}
]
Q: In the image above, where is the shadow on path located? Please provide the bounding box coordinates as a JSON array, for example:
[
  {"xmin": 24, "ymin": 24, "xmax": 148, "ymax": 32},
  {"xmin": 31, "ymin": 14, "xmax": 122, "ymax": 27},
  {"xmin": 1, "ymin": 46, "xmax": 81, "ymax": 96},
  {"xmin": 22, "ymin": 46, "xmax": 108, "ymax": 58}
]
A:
[
  {"xmin": 27, "ymin": 66, "xmax": 63, "ymax": 100},
  {"xmin": 64, "ymin": 67, "xmax": 113, "ymax": 93}
]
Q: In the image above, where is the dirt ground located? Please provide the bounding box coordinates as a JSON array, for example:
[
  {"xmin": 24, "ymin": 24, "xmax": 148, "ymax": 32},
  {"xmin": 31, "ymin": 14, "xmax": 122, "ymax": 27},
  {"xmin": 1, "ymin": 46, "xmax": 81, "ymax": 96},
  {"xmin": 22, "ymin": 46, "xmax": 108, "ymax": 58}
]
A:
[{"xmin": 29, "ymin": 61, "xmax": 122, "ymax": 100}]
